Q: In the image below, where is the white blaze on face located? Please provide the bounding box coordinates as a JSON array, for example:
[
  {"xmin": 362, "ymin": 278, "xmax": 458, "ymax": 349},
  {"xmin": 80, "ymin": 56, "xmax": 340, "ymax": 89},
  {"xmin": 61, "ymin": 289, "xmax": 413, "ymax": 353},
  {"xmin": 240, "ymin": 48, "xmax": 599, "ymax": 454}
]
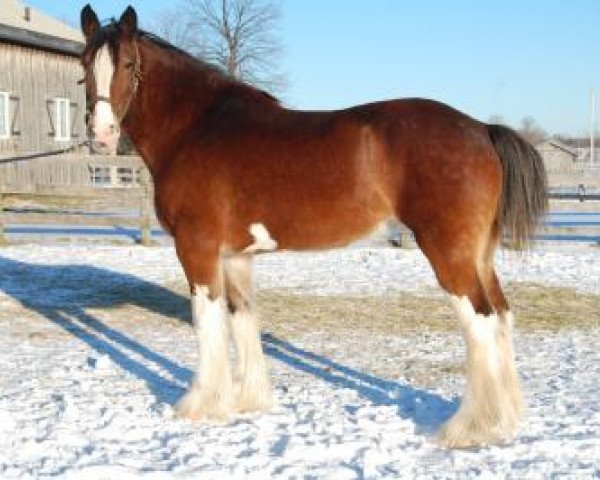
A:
[{"xmin": 92, "ymin": 45, "xmax": 119, "ymax": 152}]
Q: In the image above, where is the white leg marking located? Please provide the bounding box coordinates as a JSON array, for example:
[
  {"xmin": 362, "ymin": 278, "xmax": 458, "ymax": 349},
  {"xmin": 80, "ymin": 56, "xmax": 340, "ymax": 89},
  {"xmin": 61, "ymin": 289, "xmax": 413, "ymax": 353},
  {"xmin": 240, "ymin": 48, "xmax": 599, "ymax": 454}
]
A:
[
  {"xmin": 243, "ymin": 223, "xmax": 278, "ymax": 253},
  {"xmin": 231, "ymin": 311, "xmax": 272, "ymax": 413},
  {"xmin": 176, "ymin": 286, "xmax": 234, "ymax": 423},
  {"xmin": 453, "ymin": 296, "xmax": 500, "ymax": 374},
  {"xmin": 496, "ymin": 310, "xmax": 524, "ymax": 422},
  {"xmin": 439, "ymin": 297, "xmax": 523, "ymax": 448}
]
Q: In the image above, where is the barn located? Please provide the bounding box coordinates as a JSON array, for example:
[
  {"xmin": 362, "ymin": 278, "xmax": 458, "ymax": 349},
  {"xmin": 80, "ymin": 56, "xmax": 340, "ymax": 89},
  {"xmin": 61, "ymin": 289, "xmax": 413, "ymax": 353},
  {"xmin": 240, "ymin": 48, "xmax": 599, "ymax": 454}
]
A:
[
  {"xmin": 535, "ymin": 139, "xmax": 577, "ymax": 175},
  {"xmin": 0, "ymin": 0, "xmax": 85, "ymax": 157},
  {"xmin": 0, "ymin": 1, "xmax": 144, "ymax": 191}
]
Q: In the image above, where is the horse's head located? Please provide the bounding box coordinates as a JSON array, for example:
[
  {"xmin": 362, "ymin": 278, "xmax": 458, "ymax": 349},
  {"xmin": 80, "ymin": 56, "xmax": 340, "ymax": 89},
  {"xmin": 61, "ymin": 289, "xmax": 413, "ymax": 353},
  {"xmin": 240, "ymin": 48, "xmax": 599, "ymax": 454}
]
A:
[{"xmin": 80, "ymin": 5, "xmax": 141, "ymax": 154}]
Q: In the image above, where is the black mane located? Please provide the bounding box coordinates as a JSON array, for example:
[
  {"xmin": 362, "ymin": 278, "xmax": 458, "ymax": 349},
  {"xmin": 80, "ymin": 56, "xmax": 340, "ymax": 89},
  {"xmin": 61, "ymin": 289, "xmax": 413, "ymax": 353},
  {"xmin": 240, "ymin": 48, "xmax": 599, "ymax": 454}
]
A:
[
  {"xmin": 82, "ymin": 21, "xmax": 278, "ymax": 104},
  {"xmin": 139, "ymin": 30, "xmax": 228, "ymax": 79}
]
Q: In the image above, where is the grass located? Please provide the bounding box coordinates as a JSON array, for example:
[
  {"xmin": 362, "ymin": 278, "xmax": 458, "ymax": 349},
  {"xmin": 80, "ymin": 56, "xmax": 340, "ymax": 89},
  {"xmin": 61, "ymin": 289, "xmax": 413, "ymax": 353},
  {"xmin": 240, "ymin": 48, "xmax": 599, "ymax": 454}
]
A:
[
  {"xmin": 256, "ymin": 282, "xmax": 599, "ymax": 338},
  {"xmin": 4, "ymin": 270, "xmax": 597, "ymax": 335},
  {"xmin": 157, "ymin": 280, "xmax": 600, "ymax": 335},
  {"xmin": 504, "ymin": 283, "xmax": 600, "ymax": 331}
]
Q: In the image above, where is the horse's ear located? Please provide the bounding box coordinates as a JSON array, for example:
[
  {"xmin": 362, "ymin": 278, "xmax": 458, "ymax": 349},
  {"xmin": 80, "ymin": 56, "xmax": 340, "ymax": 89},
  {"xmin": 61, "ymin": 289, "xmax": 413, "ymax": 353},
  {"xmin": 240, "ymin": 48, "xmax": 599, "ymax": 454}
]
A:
[
  {"xmin": 119, "ymin": 6, "xmax": 138, "ymax": 36},
  {"xmin": 81, "ymin": 4, "xmax": 100, "ymax": 41}
]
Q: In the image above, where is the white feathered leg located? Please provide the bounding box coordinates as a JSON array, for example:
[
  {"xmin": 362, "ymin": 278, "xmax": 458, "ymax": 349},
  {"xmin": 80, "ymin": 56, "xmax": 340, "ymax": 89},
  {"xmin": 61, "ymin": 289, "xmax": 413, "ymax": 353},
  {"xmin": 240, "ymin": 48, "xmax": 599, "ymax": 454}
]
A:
[
  {"xmin": 176, "ymin": 286, "xmax": 234, "ymax": 423},
  {"xmin": 223, "ymin": 254, "xmax": 272, "ymax": 413},
  {"xmin": 231, "ymin": 310, "xmax": 272, "ymax": 412},
  {"xmin": 439, "ymin": 296, "xmax": 523, "ymax": 447}
]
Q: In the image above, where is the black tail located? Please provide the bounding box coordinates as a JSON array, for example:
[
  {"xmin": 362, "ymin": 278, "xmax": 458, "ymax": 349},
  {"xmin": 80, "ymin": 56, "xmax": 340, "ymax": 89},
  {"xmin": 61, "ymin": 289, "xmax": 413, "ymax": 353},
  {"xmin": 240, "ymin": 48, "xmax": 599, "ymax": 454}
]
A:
[{"xmin": 488, "ymin": 124, "xmax": 548, "ymax": 248}]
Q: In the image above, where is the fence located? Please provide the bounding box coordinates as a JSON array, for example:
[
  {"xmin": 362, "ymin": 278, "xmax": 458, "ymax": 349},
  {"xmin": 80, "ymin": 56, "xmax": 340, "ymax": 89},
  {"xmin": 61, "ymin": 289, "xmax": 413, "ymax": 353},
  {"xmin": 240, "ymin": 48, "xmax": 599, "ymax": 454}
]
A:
[
  {"xmin": 0, "ymin": 154, "xmax": 154, "ymax": 245},
  {"xmin": 541, "ymin": 192, "xmax": 600, "ymax": 244},
  {"xmin": 384, "ymin": 193, "xmax": 600, "ymax": 248},
  {"xmin": 0, "ymin": 155, "xmax": 599, "ymax": 246}
]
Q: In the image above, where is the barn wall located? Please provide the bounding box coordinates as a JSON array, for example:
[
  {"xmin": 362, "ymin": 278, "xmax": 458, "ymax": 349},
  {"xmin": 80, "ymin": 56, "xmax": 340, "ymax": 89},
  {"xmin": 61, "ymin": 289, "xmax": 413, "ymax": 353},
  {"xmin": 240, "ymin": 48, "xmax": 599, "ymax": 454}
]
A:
[
  {"xmin": 536, "ymin": 143, "xmax": 575, "ymax": 175},
  {"xmin": 0, "ymin": 42, "xmax": 85, "ymax": 156}
]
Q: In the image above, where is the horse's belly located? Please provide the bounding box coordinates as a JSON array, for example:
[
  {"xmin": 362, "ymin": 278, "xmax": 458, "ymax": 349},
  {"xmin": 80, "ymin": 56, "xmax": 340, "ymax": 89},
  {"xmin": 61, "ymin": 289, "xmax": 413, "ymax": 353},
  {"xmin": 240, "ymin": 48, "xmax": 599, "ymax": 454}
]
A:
[{"xmin": 271, "ymin": 201, "xmax": 392, "ymax": 251}]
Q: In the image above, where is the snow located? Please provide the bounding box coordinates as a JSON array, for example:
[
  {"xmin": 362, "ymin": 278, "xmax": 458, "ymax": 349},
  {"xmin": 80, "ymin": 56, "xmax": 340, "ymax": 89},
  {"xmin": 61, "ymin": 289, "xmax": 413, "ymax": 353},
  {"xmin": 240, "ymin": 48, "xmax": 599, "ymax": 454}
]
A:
[{"xmin": 0, "ymin": 243, "xmax": 599, "ymax": 478}]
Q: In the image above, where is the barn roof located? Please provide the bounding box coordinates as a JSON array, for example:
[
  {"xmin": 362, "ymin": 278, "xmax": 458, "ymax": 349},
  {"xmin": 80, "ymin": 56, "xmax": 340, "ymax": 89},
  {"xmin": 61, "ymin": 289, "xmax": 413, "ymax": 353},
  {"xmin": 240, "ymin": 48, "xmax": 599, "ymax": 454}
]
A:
[
  {"xmin": 0, "ymin": 0, "xmax": 83, "ymax": 56},
  {"xmin": 536, "ymin": 139, "xmax": 577, "ymax": 157}
]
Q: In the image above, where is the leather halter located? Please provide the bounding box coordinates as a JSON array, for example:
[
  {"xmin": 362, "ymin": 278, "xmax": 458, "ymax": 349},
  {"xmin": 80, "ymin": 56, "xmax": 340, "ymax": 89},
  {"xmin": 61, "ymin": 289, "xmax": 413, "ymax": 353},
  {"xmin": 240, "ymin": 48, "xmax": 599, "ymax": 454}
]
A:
[
  {"xmin": 89, "ymin": 95, "xmax": 111, "ymax": 109},
  {"xmin": 85, "ymin": 40, "xmax": 142, "ymax": 124},
  {"xmin": 114, "ymin": 40, "xmax": 143, "ymax": 122}
]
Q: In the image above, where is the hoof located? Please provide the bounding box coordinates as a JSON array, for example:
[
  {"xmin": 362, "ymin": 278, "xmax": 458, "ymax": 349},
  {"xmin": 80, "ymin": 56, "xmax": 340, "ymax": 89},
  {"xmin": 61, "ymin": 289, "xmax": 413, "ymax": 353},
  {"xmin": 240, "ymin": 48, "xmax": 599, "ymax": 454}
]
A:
[
  {"xmin": 175, "ymin": 386, "xmax": 233, "ymax": 424},
  {"xmin": 437, "ymin": 421, "xmax": 493, "ymax": 449},
  {"xmin": 233, "ymin": 380, "xmax": 273, "ymax": 414},
  {"xmin": 236, "ymin": 392, "xmax": 273, "ymax": 414},
  {"xmin": 437, "ymin": 413, "xmax": 518, "ymax": 449}
]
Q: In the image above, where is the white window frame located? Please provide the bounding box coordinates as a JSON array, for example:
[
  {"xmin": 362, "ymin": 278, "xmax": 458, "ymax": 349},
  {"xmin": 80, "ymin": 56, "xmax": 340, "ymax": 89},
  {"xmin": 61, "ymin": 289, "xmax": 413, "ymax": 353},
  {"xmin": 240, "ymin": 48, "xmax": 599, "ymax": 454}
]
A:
[
  {"xmin": 0, "ymin": 91, "xmax": 9, "ymax": 140},
  {"xmin": 54, "ymin": 97, "xmax": 71, "ymax": 142},
  {"xmin": 91, "ymin": 166, "xmax": 111, "ymax": 187}
]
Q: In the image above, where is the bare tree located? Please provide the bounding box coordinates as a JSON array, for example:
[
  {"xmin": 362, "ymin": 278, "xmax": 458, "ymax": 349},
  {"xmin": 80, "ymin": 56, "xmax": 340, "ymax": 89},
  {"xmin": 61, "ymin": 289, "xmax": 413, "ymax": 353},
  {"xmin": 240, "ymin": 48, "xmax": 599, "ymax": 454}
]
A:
[
  {"xmin": 151, "ymin": 6, "xmax": 198, "ymax": 54},
  {"xmin": 518, "ymin": 116, "xmax": 547, "ymax": 146},
  {"xmin": 488, "ymin": 114, "xmax": 507, "ymax": 126},
  {"xmin": 184, "ymin": 0, "xmax": 286, "ymax": 93}
]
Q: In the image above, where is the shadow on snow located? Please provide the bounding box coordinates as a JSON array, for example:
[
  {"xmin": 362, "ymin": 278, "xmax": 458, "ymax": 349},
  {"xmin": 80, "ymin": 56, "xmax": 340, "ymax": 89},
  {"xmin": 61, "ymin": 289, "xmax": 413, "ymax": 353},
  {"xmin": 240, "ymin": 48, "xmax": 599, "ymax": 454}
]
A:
[{"xmin": 0, "ymin": 255, "xmax": 456, "ymax": 431}]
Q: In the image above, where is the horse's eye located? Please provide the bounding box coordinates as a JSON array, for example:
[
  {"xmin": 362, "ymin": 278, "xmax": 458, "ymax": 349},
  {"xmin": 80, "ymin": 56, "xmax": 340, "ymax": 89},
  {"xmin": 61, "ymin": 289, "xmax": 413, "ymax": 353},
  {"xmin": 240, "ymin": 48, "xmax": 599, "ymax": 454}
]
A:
[
  {"xmin": 125, "ymin": 60, "xmax": 134, "ymax": 69},
  {"xmin": 77, "ymin": 78, "xmax": 86, "ymax": 85}
]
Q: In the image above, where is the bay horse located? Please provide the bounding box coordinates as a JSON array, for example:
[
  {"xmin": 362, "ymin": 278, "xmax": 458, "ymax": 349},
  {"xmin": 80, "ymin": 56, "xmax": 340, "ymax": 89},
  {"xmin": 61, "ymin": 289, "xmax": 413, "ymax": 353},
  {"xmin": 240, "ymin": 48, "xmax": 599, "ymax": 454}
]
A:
[{"xmin": 79, "ymin": 5, "xmax": 547, "ymax": 448}]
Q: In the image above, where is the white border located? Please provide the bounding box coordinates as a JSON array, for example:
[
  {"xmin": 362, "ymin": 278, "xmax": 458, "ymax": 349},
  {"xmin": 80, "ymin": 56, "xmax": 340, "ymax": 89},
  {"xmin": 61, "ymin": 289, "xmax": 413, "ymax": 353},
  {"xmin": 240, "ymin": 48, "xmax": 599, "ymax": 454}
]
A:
[
  {"xmin": 0, "ymin": 91, "xmax": 9, "ymax": 140},
  {"xmin": 54, "ymin": 97, "xmax": 71, "ymax": 142}
]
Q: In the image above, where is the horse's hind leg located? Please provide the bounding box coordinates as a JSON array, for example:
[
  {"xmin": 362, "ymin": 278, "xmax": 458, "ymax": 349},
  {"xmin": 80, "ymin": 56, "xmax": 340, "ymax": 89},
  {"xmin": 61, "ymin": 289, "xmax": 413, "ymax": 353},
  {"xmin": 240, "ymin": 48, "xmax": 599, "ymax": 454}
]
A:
[
  {"xmin": 223, "ymin": 254, "xmax": 272, "ymax": 413},
  {"xmin": 415, "ymin": 224, "xmax": 522, "ymax": 447},
  {"xmin": 479, "ymin": 227, "xmax": 524, "ymax": 432}
]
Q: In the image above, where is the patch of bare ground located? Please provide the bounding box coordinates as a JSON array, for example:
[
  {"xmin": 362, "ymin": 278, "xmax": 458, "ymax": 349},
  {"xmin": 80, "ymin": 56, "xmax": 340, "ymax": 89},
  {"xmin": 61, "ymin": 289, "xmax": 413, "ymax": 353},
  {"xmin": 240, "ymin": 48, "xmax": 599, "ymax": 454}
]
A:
[
  {"xmin": 258, "ymin": 282, "xmax": 599, "ymax": 337},
  {"xmin": 504, "ymin": 283, "xmax": 600, "ymax": 330},
  {"xmin": 3, "ymin": 279, "xmax": 596, "ymax": 336}
]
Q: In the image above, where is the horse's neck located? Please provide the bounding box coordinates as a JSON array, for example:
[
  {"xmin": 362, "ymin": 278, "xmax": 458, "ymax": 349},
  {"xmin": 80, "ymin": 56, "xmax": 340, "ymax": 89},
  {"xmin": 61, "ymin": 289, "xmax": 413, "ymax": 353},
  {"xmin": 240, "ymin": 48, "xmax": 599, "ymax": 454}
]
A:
[{"xmin": 122, "ymin": 42, "xmax": 228, "ymax": 175}]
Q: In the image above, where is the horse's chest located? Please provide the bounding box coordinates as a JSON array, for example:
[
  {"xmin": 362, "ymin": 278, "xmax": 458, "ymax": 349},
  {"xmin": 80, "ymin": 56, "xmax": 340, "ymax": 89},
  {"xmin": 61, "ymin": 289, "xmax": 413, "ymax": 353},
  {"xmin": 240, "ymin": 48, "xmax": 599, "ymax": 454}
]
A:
[{"xmin": 153, "ymin": 194, "xmax": 176, "ymax": 235}]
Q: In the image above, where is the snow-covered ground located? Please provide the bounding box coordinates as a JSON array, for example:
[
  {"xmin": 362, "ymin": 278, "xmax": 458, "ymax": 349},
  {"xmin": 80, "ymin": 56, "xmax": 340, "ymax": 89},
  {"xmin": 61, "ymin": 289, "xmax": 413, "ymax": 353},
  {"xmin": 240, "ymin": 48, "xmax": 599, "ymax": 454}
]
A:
[{"xmin": 0, "ymin": 244, "xmax": 598, "ymax": 479}]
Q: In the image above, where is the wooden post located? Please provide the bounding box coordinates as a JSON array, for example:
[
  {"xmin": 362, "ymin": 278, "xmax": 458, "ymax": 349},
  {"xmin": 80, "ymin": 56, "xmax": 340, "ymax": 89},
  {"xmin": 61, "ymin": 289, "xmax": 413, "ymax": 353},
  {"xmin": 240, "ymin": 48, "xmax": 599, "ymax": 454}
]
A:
[
  {"xmin": 0, "ymin": 192, "xmax": 6, "ymax": 245},
  {"xmin": 139, "ymin": 166, "xmax": 152, "ymax": 246},
  {"xmin": 387, "ymin": 220, "xmax": 412, "ymax": 248},
  {"xmin": 398, "ymin": 226, "xmax": 411, "ymax": 248}
]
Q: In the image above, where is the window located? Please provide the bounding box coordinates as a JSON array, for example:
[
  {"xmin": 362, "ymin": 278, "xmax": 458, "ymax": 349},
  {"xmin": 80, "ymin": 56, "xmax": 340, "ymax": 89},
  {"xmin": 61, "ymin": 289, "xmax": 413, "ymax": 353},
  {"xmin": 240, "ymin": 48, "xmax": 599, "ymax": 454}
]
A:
[
  {"xmin": 54, "ymin": 97, "xmax": 71, "ymax": 141},
  {"xmin": 117, "ymin": 167, "xmax": 136, "ymax": 186},
  {"xmin": 91, "ymin": 166, "xmax": 111, "ymax": 186},
  {"xmin": 0, "ymin": 91, "xmax": 9, "ymax": 139}
]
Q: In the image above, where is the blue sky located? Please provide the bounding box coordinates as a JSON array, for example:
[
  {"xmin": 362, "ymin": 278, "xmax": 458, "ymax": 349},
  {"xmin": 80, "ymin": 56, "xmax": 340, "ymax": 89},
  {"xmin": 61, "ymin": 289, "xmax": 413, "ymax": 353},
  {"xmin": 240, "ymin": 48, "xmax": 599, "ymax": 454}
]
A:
[{"xmin": 25, "ymin": 0, "xmax": 600, "ymax": 135}]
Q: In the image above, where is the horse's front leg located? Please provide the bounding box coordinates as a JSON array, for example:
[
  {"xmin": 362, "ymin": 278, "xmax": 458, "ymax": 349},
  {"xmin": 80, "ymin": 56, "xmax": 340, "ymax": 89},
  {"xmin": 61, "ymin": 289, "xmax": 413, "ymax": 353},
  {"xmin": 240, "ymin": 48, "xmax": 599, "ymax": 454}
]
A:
[{"xmin": 174, "ymin": 232, "xmax": 234, "ymax": 423}]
